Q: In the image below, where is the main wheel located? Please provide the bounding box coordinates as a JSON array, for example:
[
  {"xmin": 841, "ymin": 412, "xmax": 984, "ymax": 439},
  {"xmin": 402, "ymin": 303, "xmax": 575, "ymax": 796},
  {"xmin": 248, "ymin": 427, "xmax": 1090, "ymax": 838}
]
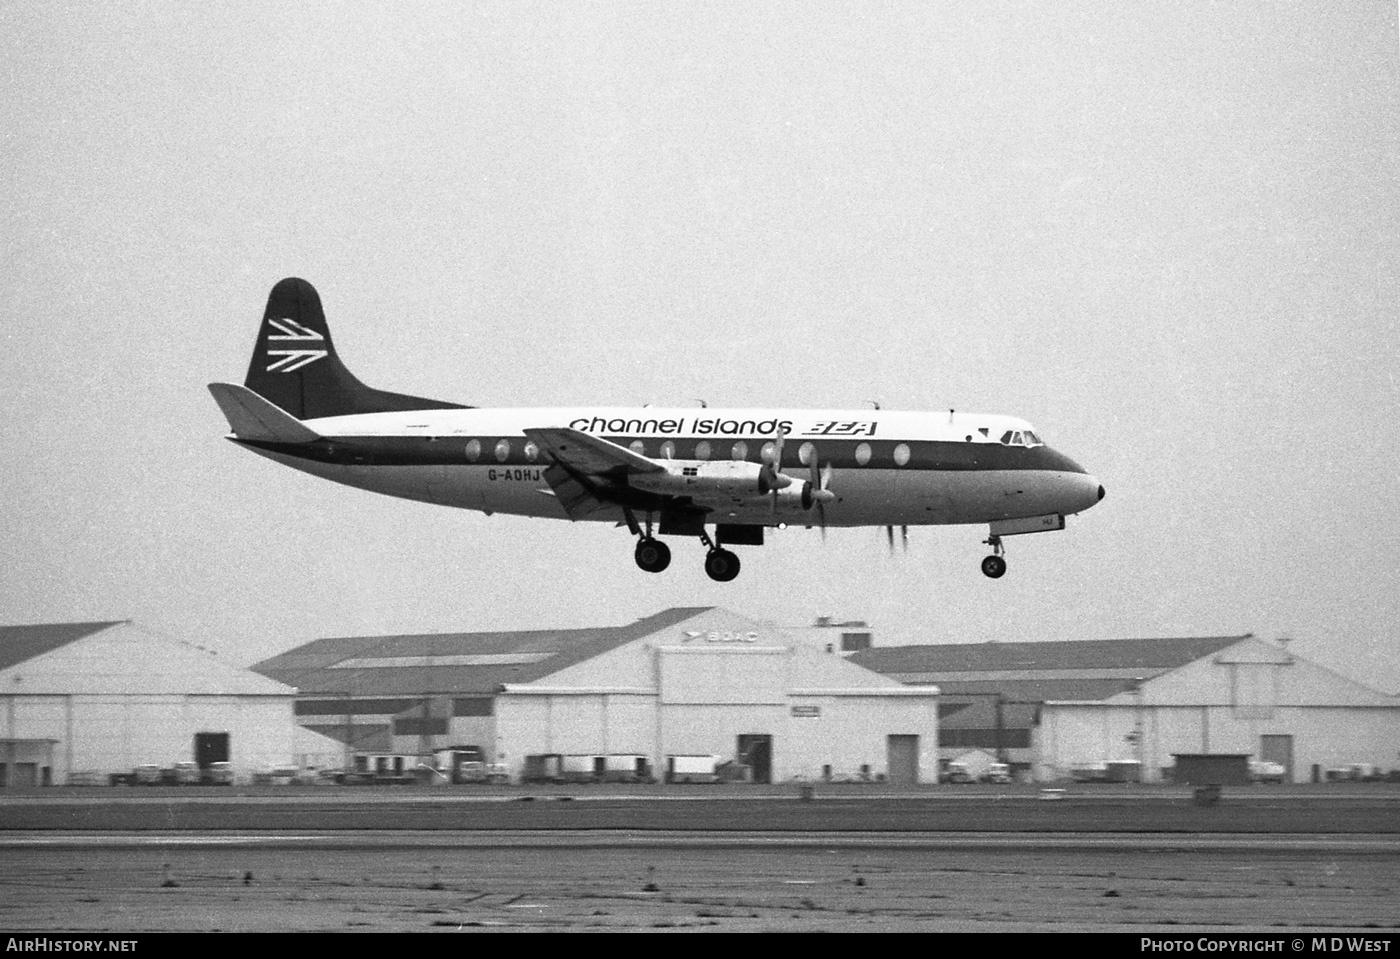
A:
[
  {"xmin": 634, "ymin": 538, "xmax": 671, "ymax": 573},
  {"xmin": 704, "ymin": 548, "xmax": 741, "ymax": 582},
  {"xmin": 981, "ymin": 555, "xmax": 1007, "ymax": 579}
]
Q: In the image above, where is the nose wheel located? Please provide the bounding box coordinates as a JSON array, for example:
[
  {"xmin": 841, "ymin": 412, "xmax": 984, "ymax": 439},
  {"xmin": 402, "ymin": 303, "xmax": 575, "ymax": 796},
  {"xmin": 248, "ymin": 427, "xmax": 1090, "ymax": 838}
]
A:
[{"xmin": 981, "ymin": 534, "xmax": 1007, "ymax": 579}]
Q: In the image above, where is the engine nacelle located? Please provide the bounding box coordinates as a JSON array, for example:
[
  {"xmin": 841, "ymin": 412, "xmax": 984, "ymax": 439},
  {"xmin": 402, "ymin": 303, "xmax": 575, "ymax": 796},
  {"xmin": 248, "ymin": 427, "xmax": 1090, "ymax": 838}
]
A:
[
  {"xmin": 632, "ymin": 460, "xmax": 768, "ymax": 498},
  {"xmin": 633, "ymin": 461, "xmax": 821, "ymax": 507}
]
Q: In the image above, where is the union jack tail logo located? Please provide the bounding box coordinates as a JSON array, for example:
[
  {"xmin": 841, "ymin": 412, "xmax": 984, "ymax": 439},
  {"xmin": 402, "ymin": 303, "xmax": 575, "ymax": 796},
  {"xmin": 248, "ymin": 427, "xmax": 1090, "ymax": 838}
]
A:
[{"xmin": 265, "ymin": 318, "xmax": 327, "ymax": 372}]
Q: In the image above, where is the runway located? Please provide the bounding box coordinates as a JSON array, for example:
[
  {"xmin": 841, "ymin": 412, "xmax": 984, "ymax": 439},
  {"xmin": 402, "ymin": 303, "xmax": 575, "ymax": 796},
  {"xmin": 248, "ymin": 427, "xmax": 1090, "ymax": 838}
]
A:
[
  {"xmin": 4, "ymin": 829, "xmax": 1400, "ymax": 854},
  {"xmin": 3, "ymin": 785, "xmax": 1397, "ymax": 932}
]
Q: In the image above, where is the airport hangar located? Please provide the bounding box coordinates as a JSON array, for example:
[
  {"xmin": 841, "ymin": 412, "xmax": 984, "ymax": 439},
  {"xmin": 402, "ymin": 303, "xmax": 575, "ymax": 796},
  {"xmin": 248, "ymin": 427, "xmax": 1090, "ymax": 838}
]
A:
[
  {"xmin": 849, "ymin": 634, "xmax": 1400, "ymax": 784},
  {"xmin": 251, "ymin": 607, "xmax": 941, "ymax": 785},
  {"xmin": 0, "ymin": 621, "xmax": 298, "ymax": 786}
]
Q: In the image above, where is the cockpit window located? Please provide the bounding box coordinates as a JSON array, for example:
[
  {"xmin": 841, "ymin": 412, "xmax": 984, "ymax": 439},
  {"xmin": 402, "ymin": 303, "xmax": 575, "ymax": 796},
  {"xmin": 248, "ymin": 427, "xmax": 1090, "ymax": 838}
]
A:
[{"xmin": 999, "ymin": 430, "xmax": 1045, "ymax": 448}]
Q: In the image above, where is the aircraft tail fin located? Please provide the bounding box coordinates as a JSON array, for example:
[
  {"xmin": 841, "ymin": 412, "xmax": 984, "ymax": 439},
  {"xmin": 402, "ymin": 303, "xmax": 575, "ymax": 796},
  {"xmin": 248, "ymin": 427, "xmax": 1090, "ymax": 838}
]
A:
[
  {"xmin": 241, "ymin": 277, "xmax": 470, "ymax": 420},
  {"xmin": 208, "ymin": 383, "xmax": 323, "ymax": 443}
]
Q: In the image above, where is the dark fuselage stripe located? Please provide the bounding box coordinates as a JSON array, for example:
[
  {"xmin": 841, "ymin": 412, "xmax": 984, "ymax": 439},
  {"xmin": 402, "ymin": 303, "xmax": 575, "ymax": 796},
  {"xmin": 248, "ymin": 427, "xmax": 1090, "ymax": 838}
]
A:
[{"xmin": 237, "ymin": 435, "xmax": 1088, "ymax": 475}]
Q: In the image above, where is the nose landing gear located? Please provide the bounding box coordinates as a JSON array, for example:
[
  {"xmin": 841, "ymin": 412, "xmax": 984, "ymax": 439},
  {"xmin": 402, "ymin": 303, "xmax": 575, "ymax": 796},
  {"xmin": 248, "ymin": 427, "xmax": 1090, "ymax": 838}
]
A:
[{"xmin": 981, "ymin": 534, "xmax": 1007, "ymax": 579}]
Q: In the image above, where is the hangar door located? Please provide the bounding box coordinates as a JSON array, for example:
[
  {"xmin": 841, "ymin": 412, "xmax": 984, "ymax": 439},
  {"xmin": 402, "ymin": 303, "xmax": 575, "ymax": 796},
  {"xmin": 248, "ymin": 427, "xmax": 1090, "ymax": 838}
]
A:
[
  {"xmin": 195, "ymin": 732, "xmax": 230, "ymax": 768},
  {"xmin": 737, "ymin": 735, "xmax": 772, "ymax": 784},
  {"xmin": 887, "ymin": 735, "xmax": 919, "ymax": 785},
  {"xmin": 1259, "ymin": 734, "xmax": 1294, "ymax": 784}
]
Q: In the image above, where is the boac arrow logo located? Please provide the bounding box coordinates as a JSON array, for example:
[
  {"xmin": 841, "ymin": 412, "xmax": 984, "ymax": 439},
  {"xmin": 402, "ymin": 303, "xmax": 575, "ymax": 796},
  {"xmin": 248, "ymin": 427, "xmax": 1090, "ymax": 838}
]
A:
[{"xmin": 265, "ymin": 318, "xmax": 328, "ymax": 372}]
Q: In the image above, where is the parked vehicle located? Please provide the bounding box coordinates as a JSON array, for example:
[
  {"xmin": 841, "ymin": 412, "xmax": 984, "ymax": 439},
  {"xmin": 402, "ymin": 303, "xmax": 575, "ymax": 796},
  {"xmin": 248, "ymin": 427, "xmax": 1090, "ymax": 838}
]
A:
[
  {"xmin": 446, "ymin": 759, "xmax": 505, "ymax": 784},
  {"xmin": 1249, "ymin": 760, "xmax": 1286, "ymax": 784},
  {"xmin": 201, "ymin": 761, "xmax": 234, "ymax": 786},
  {"xmin": 944, "ymin": 761, "xmax": 975, "ymax": 784},
  {"xmin": 251, "ymin": 766, "xmax": 300, "ymax": 786},
  {"xmin": 172, "ymin": 761, "xmax": 202, "ymax": 786},
  {"xmin": 668, "ymin": 755, "xmax": 719, "ymax": 784},
  {"xmin": 132, "ymin": 764, "xmax": 162, "ymax": 786},
  {"xmin": 523, "ymin": 754, "xmax": 564, "ymax": 783},
  {"xmin": 981, "ymin": 762, "xmax": 1012, "ymax": 784},
  {"xmin": 1069, "ymin": 762, "xmax": 1110, "ymax": 783}
]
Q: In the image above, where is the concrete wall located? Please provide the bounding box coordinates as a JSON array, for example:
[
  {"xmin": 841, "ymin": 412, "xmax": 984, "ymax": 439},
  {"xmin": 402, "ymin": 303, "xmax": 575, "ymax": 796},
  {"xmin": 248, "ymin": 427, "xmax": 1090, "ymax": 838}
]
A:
[
  {"xmin": 1037, "ymin": 703, "xmax": 1400, "ymax": 783},
  {"xmin": 1, "ymin": 693, "xmax": 297, "ymax": 784}
]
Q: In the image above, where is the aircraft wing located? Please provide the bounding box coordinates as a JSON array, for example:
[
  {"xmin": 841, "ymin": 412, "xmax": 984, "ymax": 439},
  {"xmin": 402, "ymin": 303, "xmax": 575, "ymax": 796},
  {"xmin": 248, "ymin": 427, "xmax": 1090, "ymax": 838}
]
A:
[
  {"xmin": 525, "ymin": 427, "xmax": 682, "ymax": 522},
  {"xmin": 524, "ymin": 427, "xmax": 665, "ymax": 477}
]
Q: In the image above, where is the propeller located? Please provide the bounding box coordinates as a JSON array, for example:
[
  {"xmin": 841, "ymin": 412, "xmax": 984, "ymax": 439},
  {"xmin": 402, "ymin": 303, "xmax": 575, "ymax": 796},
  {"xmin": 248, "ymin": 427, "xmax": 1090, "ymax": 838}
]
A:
[
  {"xmin": 758, "ymin": 429, "xmax": 790, "ymax": 497},
  {"xmin": 885, "ymin": 525, "xmax": 909, "ymax": 554},
  {"xmin": 804, "ymin": 455, "xmax": 835, "ymax": 538}
]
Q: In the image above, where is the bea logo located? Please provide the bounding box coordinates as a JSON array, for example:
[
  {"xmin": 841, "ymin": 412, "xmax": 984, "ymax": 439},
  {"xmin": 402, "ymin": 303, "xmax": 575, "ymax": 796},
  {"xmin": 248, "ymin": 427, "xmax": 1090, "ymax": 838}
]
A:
[{"xmin": 682, "ymin": 630, "xmax": 759, "ymax": 644}]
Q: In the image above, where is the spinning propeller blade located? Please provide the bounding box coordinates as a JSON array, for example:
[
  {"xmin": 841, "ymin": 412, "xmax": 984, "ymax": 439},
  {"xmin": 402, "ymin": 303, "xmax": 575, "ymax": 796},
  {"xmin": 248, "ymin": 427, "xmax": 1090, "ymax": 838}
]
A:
[{"xmin": 885, "ymin": 525, "xmax": 909, "ymax": 554}]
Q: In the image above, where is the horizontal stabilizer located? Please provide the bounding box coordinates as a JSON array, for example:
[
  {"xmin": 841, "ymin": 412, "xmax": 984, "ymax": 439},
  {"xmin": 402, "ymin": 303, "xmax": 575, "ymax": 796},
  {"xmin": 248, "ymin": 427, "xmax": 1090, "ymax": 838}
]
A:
[{"xmin": 208, "ymin": 382, "xmax": 322, "ymax": 443}]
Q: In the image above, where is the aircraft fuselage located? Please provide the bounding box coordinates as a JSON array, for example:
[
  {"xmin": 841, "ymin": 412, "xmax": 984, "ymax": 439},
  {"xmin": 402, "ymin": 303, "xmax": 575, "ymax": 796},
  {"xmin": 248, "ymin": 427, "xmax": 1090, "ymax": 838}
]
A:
[{"xmin": 235, "ymin": 405, "xmax": 1102, "ymax": 528}]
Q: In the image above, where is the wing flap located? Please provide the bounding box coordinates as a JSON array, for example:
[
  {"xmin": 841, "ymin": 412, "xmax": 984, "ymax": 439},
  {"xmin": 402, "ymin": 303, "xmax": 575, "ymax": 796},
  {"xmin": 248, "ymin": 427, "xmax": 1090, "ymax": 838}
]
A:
[{"xmin": 542, "ymin": 464, "xmax": 616, "ymax": 519}]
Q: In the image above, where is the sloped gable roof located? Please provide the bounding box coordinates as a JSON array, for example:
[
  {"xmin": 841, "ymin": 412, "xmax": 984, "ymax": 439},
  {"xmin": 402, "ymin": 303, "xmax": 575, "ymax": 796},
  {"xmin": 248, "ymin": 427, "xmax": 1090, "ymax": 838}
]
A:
[
  {"xmin": 850, "ymin": 636, "xmax": 1248, "ymax": 679},
  {"xmin": 254, "ymin": 607, "xmax": 715, "ymax": 696},
  {"xmin": 0, "ymin": 622, "xmax": 296, "ymax": 696},
  {"xmin": 933, "ymin": 677, "xmax": 1142, "ymax": 703},
  {"xmin": 0, "ymin": 622, "xmax": 126, "ymax": 672}
]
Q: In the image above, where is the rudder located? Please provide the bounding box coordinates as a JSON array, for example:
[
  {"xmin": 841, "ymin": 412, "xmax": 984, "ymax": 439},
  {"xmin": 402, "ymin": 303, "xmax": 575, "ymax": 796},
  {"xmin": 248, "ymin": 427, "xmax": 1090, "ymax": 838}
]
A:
[{"xmin": 244, "ymin": 277, "xmax": 469, "ymax": 419}]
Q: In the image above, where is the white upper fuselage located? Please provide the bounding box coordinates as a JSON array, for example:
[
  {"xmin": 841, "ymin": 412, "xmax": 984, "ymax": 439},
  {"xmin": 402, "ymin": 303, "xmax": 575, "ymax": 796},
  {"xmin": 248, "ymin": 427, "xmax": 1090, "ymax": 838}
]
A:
[{"xmin": 238, "ymin": 405, "xmax": 1103, "ymax": 529}]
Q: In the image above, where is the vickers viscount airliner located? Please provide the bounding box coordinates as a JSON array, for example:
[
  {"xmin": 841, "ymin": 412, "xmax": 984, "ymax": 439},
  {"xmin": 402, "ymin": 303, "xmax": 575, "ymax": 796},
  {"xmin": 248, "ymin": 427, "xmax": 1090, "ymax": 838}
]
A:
[{"xmin": 210, "ymin": 278, "xmax": 1104, "ymax": 581}]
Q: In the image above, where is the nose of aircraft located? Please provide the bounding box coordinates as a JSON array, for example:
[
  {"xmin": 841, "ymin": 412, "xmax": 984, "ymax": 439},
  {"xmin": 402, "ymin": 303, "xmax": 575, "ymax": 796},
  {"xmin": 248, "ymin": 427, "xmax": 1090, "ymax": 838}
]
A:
[{"xmin": 1079, "ymin": 475, "xmax": 1106, "ymax": 513}]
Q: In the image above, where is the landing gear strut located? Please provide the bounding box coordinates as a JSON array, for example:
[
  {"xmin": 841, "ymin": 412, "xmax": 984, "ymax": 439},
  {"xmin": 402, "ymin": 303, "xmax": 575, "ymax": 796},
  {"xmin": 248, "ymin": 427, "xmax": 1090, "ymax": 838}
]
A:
[
  {"xmin": 626, "ymin": 509, "xmax": 672, "ymax": 574},
  {"xmin": 699, "ymin": 527, "xmax": 740, "ymax": 582},
  {"xmin": 981, "ymin": 534, "xmax": 1007, "ymax": 579}
]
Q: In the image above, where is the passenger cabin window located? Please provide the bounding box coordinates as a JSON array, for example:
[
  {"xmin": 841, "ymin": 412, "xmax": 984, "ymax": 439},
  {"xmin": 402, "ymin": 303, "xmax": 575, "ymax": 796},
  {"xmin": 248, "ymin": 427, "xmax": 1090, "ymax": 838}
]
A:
[
  {"xmin": 695, "ymin": 441, "xmax": 712, "ymax": 461},
  {"xmin": 731, "ymin": 441, "xmax": 748, "ymax": 461},
  {"xmin": 494, "ymin": 439, "xmax": 510, "ymax": 462}
]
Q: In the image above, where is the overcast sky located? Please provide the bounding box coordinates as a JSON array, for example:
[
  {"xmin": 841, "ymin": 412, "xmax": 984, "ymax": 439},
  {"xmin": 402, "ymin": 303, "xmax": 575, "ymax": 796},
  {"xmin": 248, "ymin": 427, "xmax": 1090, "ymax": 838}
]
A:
[{"xmin": 4, "ymin": 3, "xmax": 1398, "ymax": 691}]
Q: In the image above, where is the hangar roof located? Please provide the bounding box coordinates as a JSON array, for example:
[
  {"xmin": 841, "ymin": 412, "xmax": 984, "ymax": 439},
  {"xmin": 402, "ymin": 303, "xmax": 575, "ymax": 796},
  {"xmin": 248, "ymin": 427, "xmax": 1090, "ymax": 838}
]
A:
[
  {"xmin": 0, "ymin": 622, "xmax": 126, "ymax": 672},
  {"xmin": 253, "ymin": 607, "xmax": 716, "ymax": 697},
  {"xmin": 850, "ymin": 635, "xmax": 1251, "ymax": 704},
  {"xmin": 932, "ymin": 678, "xmax": 1147, "ymax": 702},
  {"xmin": 0, "ymin": 621, "xmax": 295, "ymax": 696}
]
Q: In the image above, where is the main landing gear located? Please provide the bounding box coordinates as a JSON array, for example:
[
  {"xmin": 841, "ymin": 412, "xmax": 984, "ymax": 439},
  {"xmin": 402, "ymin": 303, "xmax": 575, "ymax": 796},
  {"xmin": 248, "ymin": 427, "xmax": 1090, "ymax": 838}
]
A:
[
  {"xmin": 634, "ymin": 537, "xmax": 671, "ymax": 573},
  {"xmin": 626, "ymin": 511, "xmax": 740, "ymax": 582},
  {"xmin": 981, "ymin": 534, "xmax": 1007, "ymax": 579},
  {"xmin": 699, "ymin": 528, "xmax": 740, "ymax": 583}
]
